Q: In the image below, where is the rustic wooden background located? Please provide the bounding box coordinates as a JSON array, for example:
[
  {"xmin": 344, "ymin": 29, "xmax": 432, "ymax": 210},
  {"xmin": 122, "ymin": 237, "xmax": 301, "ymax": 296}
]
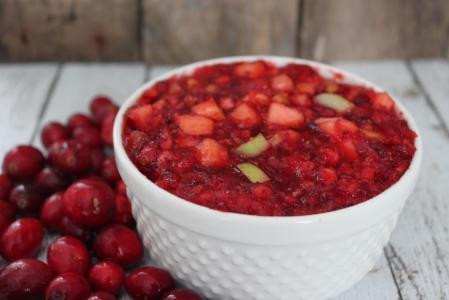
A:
[{"xmin": 0, "ymin": 0, "xmax": 448, "ymax": 63}]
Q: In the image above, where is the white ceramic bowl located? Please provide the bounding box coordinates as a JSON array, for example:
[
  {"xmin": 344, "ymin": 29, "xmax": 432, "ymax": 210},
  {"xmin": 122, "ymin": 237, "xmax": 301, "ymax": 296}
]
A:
[{"xmin": 113, "ymin": 56, "xmax": 422, "ymax": 300}]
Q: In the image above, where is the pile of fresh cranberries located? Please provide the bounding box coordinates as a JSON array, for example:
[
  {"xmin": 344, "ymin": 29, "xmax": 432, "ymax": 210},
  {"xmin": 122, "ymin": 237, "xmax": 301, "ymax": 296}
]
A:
[{"xmin": 0, "ymin": 96, "xmax": 202, "ymax": 300}]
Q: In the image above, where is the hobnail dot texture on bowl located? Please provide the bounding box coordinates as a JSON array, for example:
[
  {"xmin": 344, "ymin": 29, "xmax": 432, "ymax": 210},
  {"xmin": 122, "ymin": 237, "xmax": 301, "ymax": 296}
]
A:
[{"xmin": 131, "ymin": 194, "xmax": 400, "ymax": 300}]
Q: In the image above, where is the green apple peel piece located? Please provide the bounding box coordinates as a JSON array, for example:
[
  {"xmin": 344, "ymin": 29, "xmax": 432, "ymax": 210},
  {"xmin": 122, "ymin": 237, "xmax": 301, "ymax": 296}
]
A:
[
  {"xmin": 315, "ymin": 93, "xmax": 354, "ymax": 112},
  {"xmin": 237, "ymin": 163, "xmax": 270, "ymax": 183},
  {"xmin": 235, "ymin": 133, "xmax": 270, "ymax": 158}
]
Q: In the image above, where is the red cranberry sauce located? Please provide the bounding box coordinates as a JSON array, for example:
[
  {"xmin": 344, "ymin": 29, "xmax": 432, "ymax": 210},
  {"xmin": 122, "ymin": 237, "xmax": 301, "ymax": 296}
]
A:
[{"xmin": 122, "ymin": 61, "xmax": 416, "ymax": 216}]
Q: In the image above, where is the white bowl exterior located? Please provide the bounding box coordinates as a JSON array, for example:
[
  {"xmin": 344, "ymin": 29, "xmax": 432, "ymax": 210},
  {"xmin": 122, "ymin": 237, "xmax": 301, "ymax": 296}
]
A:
[{"xmin": 114, "ymin": 56, "xmax": 422, "ymax": 300}]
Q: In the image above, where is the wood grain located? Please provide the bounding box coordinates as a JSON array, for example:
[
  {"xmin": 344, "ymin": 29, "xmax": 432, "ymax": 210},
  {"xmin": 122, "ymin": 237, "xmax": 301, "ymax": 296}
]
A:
[
  {"xmin": 0, "ymin": 0, "xmax": 139, "ymax": 61},
  {"xmin": 300, "ymin": 0, "xmax": 449, "ymax": 60},
  {"xmin": 335, "ymin": 60, "xmax": 449, "ymax": 299},
  {"xmin": 141, "ymin": 0, "xmax": 299, "ymax": 64}
]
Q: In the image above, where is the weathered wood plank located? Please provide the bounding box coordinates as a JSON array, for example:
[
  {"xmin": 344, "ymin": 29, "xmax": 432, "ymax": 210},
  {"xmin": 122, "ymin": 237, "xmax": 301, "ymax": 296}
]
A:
[
  {"xmin": 0, "ymin": 0, "xmax": 139, "ymax": 61},
  {"xmin": 335, "ymin": 60, "xmax": 449, "ymax": 299},
  {"xmin": 142, "ymin": 0, "xmax": 299, "ymax": 64},
  {"xmin": 300, "ymin": 0, "xmax": 449, "ymax": 60},
  {"xmin": 0, "ymin": 64, "xmax": 58, "ymax": 156}
]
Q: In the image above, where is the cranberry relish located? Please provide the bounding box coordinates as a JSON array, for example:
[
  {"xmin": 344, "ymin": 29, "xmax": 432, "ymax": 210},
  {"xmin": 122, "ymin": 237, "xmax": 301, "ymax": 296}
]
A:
[{"xmin": 122, "ymin": 61, "xmax": 416, "ymax": 216}]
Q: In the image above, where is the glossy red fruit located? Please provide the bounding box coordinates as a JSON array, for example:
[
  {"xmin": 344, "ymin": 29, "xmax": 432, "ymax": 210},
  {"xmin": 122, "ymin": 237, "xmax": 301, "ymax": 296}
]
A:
[
  {"xmin": 0, "ymin": 218, "xmax": 44, "ymax": 261},
  {"xmin": 67, "ymin": 113, "xmax": 95, "ymax": 132},
  {"xmin": 9, "ymin": 184, "xmax": 45, "ymax": 213},
  {"xmin": 47, "ymin": 236, "xmax": 90, "ymax": 275},
  {"xmin": 59, "ymin": 216, "xmax": 92, "ymax": 243},
  {"xmin": 93, "ymin": 224, "xmax": 143, "ymax": 266},
  {"xmin": 0, "ymin": 201, "xmax": 15, "ymax": 232},
  {"xmin": 48, "ymin": 140, "xmax": 92, "ymax": 175},
  {"xmin": 163, "ymin": 289, "xmax": 203, "ymax": 300},
  {"xmin": 73, "ymin": 125, "xmax": 102, "ymax": 147},
  {"xmin": 115, "ymin": 180, "xmax": 127, "ymax": 196},
  {"xmin": 91, "ymin": 147, "xmax": 106, "ymax": 173},
  {"xmin": 101, "ymin": 111, "xmax": 117, "ymax": 146},
  {"xmin": 41, "ymin": 122, "xmax": 70, "ymax": 148},
  {"xmin": 45, "ymin": 272, "xmax": 91, "ymax": 300},
  {"xmin": 0, "ymin": 173, "xmax": 13, "ymax": 200},
  {"xmin": 90, "ymin": 96, "xmax": 118, "ymax": 124},
  {"xmin": 88, "ymin": 261, "xmax": 125, "ymax": 294},
  {"xmin": 63, "ymin": 178, "xmax": 115, "ymax": 228},
  {"xmin": 35, "ymin": 167, "xmax": 69, "ymax": 194},
  {"xmin": 101, "ymin": 157, "xmax": 120, "ymax": 183},
  {"xmin": 125, "ymin": 267, "xmax": 175, "ymax": 300},
  {"xmin": 40, "ymin": 192, "xmax": 64, "ymax": 231},
  {"xmin": 3, "ymin": 145, "xmax": 45, "ymax": 180},
  {"xmin": 87, "ymin": 291, "xmax": 117, "ymax": 300},
  {"xmin": 0, "ymin": 258, "xmax": 54, "ymax": 300},
  {"xmin": 114, "ymin": 194, "xmax": 134, "ymax": 226}
]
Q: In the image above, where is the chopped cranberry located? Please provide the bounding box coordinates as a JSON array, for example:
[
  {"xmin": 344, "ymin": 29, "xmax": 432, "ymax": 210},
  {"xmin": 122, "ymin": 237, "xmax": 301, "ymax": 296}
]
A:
[
  {"xmin": 41, "ymin": 122, "xmax": 70, "ymax": 148},
  {"xmin": 88, "ymin": 260, "xmax": 125, "ymax": 294},
  {"xmin": 90, "ymin": 95, "xmax": 118, "ymax": 124},
  {"xmin": 47, "ymin": 236, "xmax": 91, "ymax": 275},
  {"xmin": 101, "ymin": 111, "xmax": 117, "ymax": 146},
  {"xmin": 73, "ymin": 125, "xmax": 102, "ymax": 147},
  {"xmin": 63, "ymin": 178, "xmax": 115, "ymax": 228},
  {"xmin": 59, "ymin": 216, "xmax": 92, "ymax": 243},
  {"xmin": 93, "ymin": 224, "xmax": 143, "ymax": 266},
  {"xmin": 0, "ymin": 201, "xmax": 15, "ymax": 233},
  {"xmin": 163, "ymin": 289, "xmax": 203, "ymax": 300},
  {"xmin": 101, "ymin": 157, "xmax": 120, "ymax": 183},
  {"xmin": 67, "ymin": 113, "xmax": 95, "ymax": 132},
  {"xmin": 35, "ymin": 167, "xmax": 69, "ymax": 194},
  {"xmin": 0, "ymin": 173, "xmax": 13, "ymax": 200},
  {"xmin": 48, "ymin": 140, "xmax": 92, "ymax": 175},
  {"xmin": 45, "ymin": 272, "xmax": 91, "ymax": 300},
  {"xmin": 0, "ymin": 218, "xmax": 44, "ymax": 261},
  {"xmin": 9, "ymin": 184, "xmax": 45, "ymax": 213},
  {"xmin": 87, "ymin": 291, "xmax": 117, "ymax": 300},
  {"xmin": 40, "ymin": 192, "xmax": 64, "ymax": 231},
  {"xmin": 0, "ymin": 259, "xmax": 54, "ymax": 300},
  {"xmin": 114, "ymin": 194, "xmax": 134, "ymax": 226},
  {"xmin": 125, "ymin": 266, "xmax": 175, "ymax": 300},
  {"xmin": 3, "ymin": 145, "xmax": 45, "ymax": 180}
]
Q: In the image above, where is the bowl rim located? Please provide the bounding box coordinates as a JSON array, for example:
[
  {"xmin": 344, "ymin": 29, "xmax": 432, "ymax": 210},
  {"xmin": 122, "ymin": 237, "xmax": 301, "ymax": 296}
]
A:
[{"xmin": 113, "ymin": 55, "xmax": 423, "ymax": 226}]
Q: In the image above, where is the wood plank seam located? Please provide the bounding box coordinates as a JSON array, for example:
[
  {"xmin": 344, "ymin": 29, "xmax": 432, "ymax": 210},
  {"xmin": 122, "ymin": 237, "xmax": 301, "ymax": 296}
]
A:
[
  {"xmin": 406, "ymin": 61, "xmax": 449, "ymax": 139},
  {"xmin": 28, "ymin": 63, "xmax": 62, "ymax": 143},
  {"xmin": 383, "ymin": 246, "xmax": 404, "ymax": 300}
]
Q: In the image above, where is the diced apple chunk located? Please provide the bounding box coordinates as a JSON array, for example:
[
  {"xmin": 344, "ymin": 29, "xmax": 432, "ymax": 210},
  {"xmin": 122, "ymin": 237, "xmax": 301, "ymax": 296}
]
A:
[
  {"xmin": 267, "ymin": 103, "xmax": 304, "ymax": 128},
  {"xmin": 237, "ymin": 163, "xmax": 270, "ymax": 183},
  {"xmin": 296, "ymin": 82, "xmax": 317, "ymax": 95},
  {"xmin": 177, "ymin": 115, "xmax": 214, "ymax": 135},
  {"xmin": 230, "ymin": 103, "xmax": 261, "ymax": 128},
  {"xmin": 235, "ymin": 133, "xmax": 270, "ymax": 158},
  {"xmin": 192, "ymin": 99, "xmax": 225, "ymax": 120},
  {"xmin": 315, "ymin": 93, "xmax": 354, "ymax": 112},
  {"xmin": 234, "ymin": 62, "xmax": 266, "ymax": 78},
  {"xmin": 128, "ymin": 104, "xmax": 153, "ymax": 131},
  {"xmin": 315, "ymin": 117, "xmax": 358, "ymax": 138},
  {"xmin": 361, "ymin": 129, "xmax": 383, "ymax": 139},
  {"xmin": 271, "ymin": 74, "xmax": 294, "ymax": 92},
  {"xmin": 195, "ymin": 138, "xmax": 229, "ymax": 169},
  {"xmin": 373, "ymin": 92, "xmax": 395, "ymax": 110}
]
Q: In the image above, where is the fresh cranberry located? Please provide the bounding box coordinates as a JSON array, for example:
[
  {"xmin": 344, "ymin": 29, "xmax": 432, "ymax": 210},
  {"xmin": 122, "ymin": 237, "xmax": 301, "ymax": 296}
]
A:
[
  {"xmin": 67, "ymin": 113, "xmax": 95, "ymax": 132},
  {"xmin": 125, "ymin": 266, "xmax": 175, "ymax": 300},
  {"xmin": 48, "ymin": 140, "xmax": 92, "ymax": 175},
  {"xmin": 86, "ymin": 291, "xmax": 117, "ymax": 300},
  {"xmin": 0, "ymin": 173, "xmax": 13, "ymax": 200},
  {"xmin": 47, "ymin": 236, "xmax": 91, "ymax": 275},
  {"xmin": 0, "ymin": 218, "xmax": 44, "ymax": 261},
  {"xmin": 91, "ymin": 147, "xmax": 106, "ymax": 173},
  {"xmin": 35, "ymin": 167, "xmax": 69, "ymax": 194},
  {"xmin": 59, "ymin": 216, "xmax": 92, "ymax": 243},
  {"xmin": 9, "ymin": 184, "xmax": 45, "ymax": 213},
  {"xmin": 45, "ymin": 272, "xmax": 91, "ymax": 300},
  {"xmin": 0, "ymin": 201, "xmax": 15, "ymax": 232},
  {"xmin": 63, "ymin": 178, "xmax": 115, "ymax": 227},
  {"xmin": 115, "ymin": 180, "xmax": 127, "ymax": 196},
  {"xmin": 163, "ymin": 289, "xmax": 203, "ymax": 300},
  {"xmin": 101, "ymin": 157, "xmax": 120, "ymax": 183},
  {"xmin": 73, "ymin": 125, "xmax": 102, "ymax": 147},
  {"xmin": 90, "ymin": 96, "xmax": 118, "ymax": 124},
  {"xmin": 93, "ymin": 224, "xmax": 143, "ymax": 266},
  {"xmin": 41, "ymin": 122, "xmax": 70, "ymax": 148},
  {"xmin": 88, "ymin": 261, "xmax": 125, "ymax": 294},
  {"xmin": 0, "ymin": 258, "xmax": 54, "ymax": 300},
  {"xmin": 40, "ymin": 192, "xmax": 64, "ymax": 231},
  {"xmin": 3, "ymin": 145, "xmax": 45, "ymax": 180},
  {"xmin": 114, "ymin": 194, "xmax": 134, "ymax": 226},
  {"xmin": 101, "ymin": 111, "xmax": 117, "ymax": 146}
]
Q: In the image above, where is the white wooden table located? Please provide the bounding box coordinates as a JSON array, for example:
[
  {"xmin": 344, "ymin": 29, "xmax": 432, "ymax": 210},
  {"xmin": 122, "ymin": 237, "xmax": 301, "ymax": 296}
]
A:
[{"xmin": 0, "ymin": 60, "xmax": 448, "ymax": 300}]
